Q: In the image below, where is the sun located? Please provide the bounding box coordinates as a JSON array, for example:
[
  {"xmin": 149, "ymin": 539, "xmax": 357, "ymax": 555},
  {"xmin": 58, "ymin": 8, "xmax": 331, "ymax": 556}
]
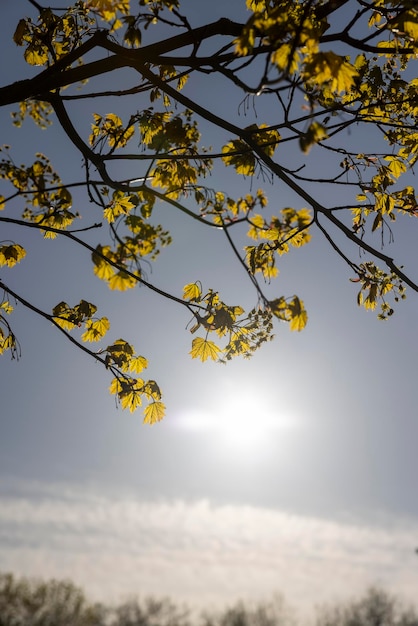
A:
[
  {"xmin": 176, "ymin": 388, "xmax": 298, "ymax": 452},
  {"xmin": 212, "ymin": 395, "xmax": 277, "ymax": 448}
]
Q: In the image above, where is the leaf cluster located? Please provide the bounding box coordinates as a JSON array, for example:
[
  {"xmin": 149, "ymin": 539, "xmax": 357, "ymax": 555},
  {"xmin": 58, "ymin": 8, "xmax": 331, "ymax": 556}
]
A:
[{"xmin": 1, "ymin": 0, "xmax": 418, "ymax": 420}]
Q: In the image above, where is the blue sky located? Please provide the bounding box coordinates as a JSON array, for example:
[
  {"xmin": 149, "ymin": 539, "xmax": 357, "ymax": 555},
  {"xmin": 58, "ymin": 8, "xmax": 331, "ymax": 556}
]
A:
[{"xmin": 0, "ymin": 0, "xmax": 418, "ymax": 620}]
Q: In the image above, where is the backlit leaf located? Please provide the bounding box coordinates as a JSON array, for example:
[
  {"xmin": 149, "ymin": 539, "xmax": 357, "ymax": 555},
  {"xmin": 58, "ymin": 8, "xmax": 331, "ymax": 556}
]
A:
[
  {"xmin": 222, "ymin": 139, "xmax": 255, "ymax": 175},
  {"xmin": 247, "ymin": 214, "xmax": 265, "ymax": 240},
  {"xmin": 288, "ymin": 297, "xmax": 308, "ymax": 331},
  {"xmin": 109, "ymin": 377, "xmax": 123, "ymax": 395},
  {"xmin": 190, "ymin": 337, "xmax": 221, "ymax": 362},
  {"xmin": 120, "ymin": 390, "xmax": 143, "ymax": 412},
  {"xmin": 305, "ymin": 52, "xmax": 358, "ymax": 93},
  {"xmin": 24, "ymin": 43, "xmax": 48, "ymax": 66},
  {"xmin": 384, "ymin": 156, "xmax": 407, "ymax": 179},
  {"xmin": 143, "ymin": 401, "xmax": 166, "ymax": 424},
  {"xmin": 108, "ymin": 270, "xmax": 138, "ymax": 291},
  {"xmin": 129, "ymin": 355, "xmax": 148, "ymax": 374},
  {"xmin": 0, "ymin": 301, "xmax": 13, "ymax": 315},
  {"xmin": 299, "ymin": 122, "xmax": 329, "ymax": 154},
  {"xmin": 104, "ymin": 192, "xmax": 135, "ymax": 223},
  {"xmin": 0, "ymin": 244, "xmax": 26, "ymax": 267},
  {"xmin": 183, "ymin": 282, "xmax": 202, "ymax": 301},
  {"xmin": 92, "ymin": 245, "xmax": 116, "ymax": 281},
  {"xmin": 81, "ymin": 317, "xmax": 110, "ymax": 342}
]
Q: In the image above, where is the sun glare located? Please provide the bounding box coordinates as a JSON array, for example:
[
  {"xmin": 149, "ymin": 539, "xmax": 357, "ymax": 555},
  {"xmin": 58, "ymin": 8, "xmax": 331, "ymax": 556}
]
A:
[{"xmin": 177, "ymin": 390, "xmax": 299, "ymax": 452}]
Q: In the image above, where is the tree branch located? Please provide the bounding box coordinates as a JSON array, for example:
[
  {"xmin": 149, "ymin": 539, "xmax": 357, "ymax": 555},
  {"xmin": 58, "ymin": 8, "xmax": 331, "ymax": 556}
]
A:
[
  {"xmin": 0, "ymin": 216, "xmax": 200, "ymax": 311},
  {"xmin": 0, "ymin": 277, "xmax": 110, "ymax": 368}
]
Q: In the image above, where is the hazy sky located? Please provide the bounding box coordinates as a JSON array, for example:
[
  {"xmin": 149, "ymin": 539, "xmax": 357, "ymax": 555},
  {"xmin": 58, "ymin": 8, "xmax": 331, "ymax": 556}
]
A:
[{"xmin": 0, "ymin": 0, "xmax": 417, "ymax": 621}]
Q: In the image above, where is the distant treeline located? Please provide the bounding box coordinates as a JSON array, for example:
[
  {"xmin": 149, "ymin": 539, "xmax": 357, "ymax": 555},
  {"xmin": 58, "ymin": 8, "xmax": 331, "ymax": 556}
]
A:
[{"xmin": 0, "ymin": 571, "xmax": 417, "ymax": 626}]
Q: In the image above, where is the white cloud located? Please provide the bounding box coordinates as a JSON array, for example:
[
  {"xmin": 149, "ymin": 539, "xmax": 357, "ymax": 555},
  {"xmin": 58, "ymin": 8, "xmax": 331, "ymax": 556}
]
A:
[{"xmin": 0, "ymin": 480, "xmax": 417, "ymax": 620}]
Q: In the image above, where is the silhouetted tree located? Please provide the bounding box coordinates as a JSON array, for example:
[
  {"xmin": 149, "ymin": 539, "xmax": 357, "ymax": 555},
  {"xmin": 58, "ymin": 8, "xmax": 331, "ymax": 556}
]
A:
[
  {"xmin": 0, "ymin": 572, "xmax": 107, "ymax": 626},
  {"xmin": 201, "ymin": 596, "xmax": 296, "ymax": 626},
  {"xmin": 315, "ymin": 587, "xmax": 418, "ymax": 626},
  {"xmin": 110, "ymin": 597, "xmax": 190, "ymax": 626}
]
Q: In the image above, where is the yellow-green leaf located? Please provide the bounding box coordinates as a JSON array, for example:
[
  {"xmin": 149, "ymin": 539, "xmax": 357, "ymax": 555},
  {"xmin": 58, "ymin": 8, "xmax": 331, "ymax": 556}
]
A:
[
  {"xmin": 0, "ymin": 244, "xmax": 26, "ymax": 267},
  {"xmin": 183, "ymin": 282, "xmax": 202, "ymax": 301},
  {"xmin": 190, "ymin": 337, "xmax": 221, "ymax": 362},
  {"xmin": 0, "ymin": 332, "xmax": 15, "ymax": 355},
  {"xmin": 384, "ymin": 156, "xmax": 407, "ymax": 179},
  {"xmin": 143, "ymin": 401, "xmax": 166, "ymax": 424},
  {"xmin": 272, "ymin": 43, "xmax": 300, "ymax": 74},
  {"xmin": 109, "ymin": 375, "xmax": 145, "ymax": 413},
  {"xmin": 270, "ymin": 297, "xmax": 287, "ymax": 320},
  {"xmin": 305, "ymin": 51, "xmax": 358, "ymax": 93},
  {"xmin": 129, "ymin": 355, "xmax": 148, "ymax": 374},
  {"xmin": 299, "ymin": 122, "xmax": 329, "ymax": 154},
  {"xmin": 24, "ymin": 43, "xmax": 49, "ymax": 66},
  {"xmin": 0, "ymin": 301, "xmax": 13, "ymax": 314},
  {"xmin": 81, "ymin": 317, "xmax": 110, "ymax": 342},
  {"xmin": 53, "ymin": 316, "xmax": 78, "ymax": 331},
  {"xmin": 104, "ymin": 193, "xmax": 135, "ymax": 223},
  {"xmin": 222, "ymin": 139, "xmax": 255, "ymax": 175},
  {"xmin": 108, "ymin": 270, "xmax": 137, "ymax": 291},
  {"xmin": 247, "ymin": 214, "xmax": 265, "ymax": 240},
  {"xmin": 288, "ymin": 297, "xmax": 308, "ymax": 331},
  {"xmin": 120, "ymin": 390, "xmax": 142, "ymax": 412},
  {"xmin": 109, "ymin": 377, "xmax": 123, "ymax": 395}
]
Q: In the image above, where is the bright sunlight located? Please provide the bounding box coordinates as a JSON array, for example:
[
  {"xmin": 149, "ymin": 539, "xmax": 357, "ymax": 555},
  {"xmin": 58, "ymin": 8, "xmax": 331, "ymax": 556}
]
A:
[{"xmin": 177, "ymin": 389, "xmax": 300, "ymax": 452}]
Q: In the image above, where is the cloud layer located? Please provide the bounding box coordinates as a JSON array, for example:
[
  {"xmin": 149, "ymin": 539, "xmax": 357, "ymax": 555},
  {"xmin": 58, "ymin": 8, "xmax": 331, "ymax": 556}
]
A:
[{"xmin": 1, "ymin": 480, "xmax": 417, "ymax": 620}]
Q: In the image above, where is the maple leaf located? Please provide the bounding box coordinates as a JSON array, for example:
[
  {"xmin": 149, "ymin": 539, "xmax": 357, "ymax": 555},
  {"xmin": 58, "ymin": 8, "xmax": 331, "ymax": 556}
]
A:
[
  {"xmin": 190, "ymin": 337, "xmax": 222, "ymax": 362},
  {"xmin": 143, "ymin": 401, "xmax": 166, "ymax": 424}
]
